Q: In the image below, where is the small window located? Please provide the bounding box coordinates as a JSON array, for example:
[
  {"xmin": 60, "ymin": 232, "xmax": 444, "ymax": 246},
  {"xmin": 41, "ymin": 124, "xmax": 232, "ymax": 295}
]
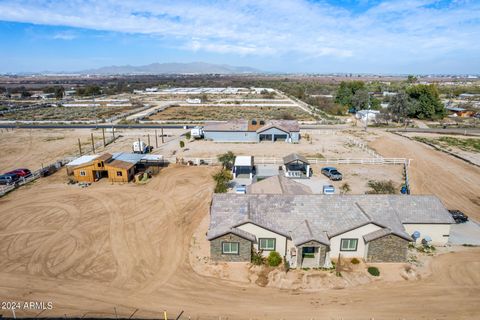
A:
[
  {"xmin": 222, "ymin": 242, "xmax": 239, "ymax": 254},
  {"xmin": 251, "ymin": 120, "xmax": 257, "ymax": 125},
  {"xmin": 97, "ymin": 163, "xmax": 102, "ymax": 167},
  {"xmin": 259, "ymin": 238, "xmax": 276, "ymax": 251},
  {"xmin": 340, "ymin": 238, "xmax": 358, "ymax": 251},
  {"xmin": 259, "ymin": 120, "xmax": 265, "ymax": 125},
  {"xmin": 116, "ymin": 171, "xmax": 123, "ymax": 176},
  {"xmin": 80, "ymin": 170, "xmax": 86, "ymax": 177}
]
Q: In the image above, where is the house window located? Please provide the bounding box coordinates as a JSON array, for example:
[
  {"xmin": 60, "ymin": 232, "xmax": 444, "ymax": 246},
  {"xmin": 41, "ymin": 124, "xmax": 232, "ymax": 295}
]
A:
[
  {"xmin": 222, "ymin": 242, "xmax": 239, "ymax": 255},
  {"xmin": 340, "ymin": 238, "xmax": 358, "ymax": 251},
  {"xmin": 116, "ymin": 171, "xmax": 123, "ymax": 176},
  {"xmin": 80, "ymin": 170, "xmax": 86, "ymax": 176},
  {"xmin": 259, "ymin": 238, "xmax": 276, "ymax": 251}
]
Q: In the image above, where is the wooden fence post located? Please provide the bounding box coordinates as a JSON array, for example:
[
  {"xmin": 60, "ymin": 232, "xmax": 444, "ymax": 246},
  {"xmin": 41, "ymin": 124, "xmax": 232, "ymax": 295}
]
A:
[
  {"xmin": 155, "ymin": 129, "xmax": 158, "ymax": 148},
  {"xmin": 78, "ymin": 138, "xmax": 82, "ymax": 155},
  {"xmin": 91, "ymin": 133, "xmax": 95, "ymax": 154}
]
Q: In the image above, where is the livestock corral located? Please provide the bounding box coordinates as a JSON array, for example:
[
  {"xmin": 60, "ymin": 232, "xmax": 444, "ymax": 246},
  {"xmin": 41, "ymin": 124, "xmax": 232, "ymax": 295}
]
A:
[{"xmin": 0, "ymin": 124, "xmax": 479, "ymax": 319}]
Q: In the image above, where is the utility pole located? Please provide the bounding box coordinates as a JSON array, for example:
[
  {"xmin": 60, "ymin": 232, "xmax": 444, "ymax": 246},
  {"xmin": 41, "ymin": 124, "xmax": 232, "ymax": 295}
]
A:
[
  {"xmin": 91, "ymin": 133, "xmax": 95, "ymax": 154},
  {"xmin": 155, "ymin": 129, "xmax": 158, "ymax": 148},
  {"xmin": 147, "ymin": 133, "xmax": 150, "ymax": 148},
  {"xmin": 112, "ymin": 126, "xmax": 115, "ymax": 140},
  {"xmin": 161, "ymin": 127, "xmax": 164, "ymax": 144},
  {"xmin": 364, "ymin": 94, "xmax": 371, "ymax": 132},
  {"xmin": 102, "ymin": 127, "xmax": 106, "ymax": 147},
  {"xmin": 78, "ymin": 138, "xmax": 82, "ymax": 155}
]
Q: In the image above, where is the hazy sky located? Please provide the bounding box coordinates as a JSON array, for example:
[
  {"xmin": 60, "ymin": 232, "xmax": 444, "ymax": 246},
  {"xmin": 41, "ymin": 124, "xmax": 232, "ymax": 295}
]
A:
[{"xmin": 0, "ymin": 0, "xmax": 479, "ymax": 74}]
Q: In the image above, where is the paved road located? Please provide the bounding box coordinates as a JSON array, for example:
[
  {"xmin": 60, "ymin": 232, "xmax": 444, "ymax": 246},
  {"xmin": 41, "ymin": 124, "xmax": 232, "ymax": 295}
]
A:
[{"xmin": 0, "ymin": 124, "xmax": 189, "ymax": 129}]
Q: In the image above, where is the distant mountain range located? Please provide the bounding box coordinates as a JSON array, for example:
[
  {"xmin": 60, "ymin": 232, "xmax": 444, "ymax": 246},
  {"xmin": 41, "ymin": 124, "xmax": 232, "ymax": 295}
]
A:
[{"xmin": 77, "ymin": 62, "xmax": 261, "ymax": 75}]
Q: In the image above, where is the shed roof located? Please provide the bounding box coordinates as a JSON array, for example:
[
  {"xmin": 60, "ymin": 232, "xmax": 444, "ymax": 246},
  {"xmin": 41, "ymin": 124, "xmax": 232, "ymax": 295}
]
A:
[
  {"xmin": 112, "ymin": 152, "xmax": 145, "ymax": 164},
  {"xmin": 234, "ymin": 156, "xmax": 253, "ymax": 167},
  {"xmin": 66, "ymin": 155, "xmax": 99, "ymax": 167},
  {"xmin": 283, "ymin": 153, "xmax": 309, "ymax": 165},
  {"xmin": 105, "ymin": 160, "xmax": 135, "ymax": 170},
  {"xmin": 96, "ymin": 153, "xmax": 113, "ymax": 161},
  {"xmin": 203, "ymin": 119, "xmax": 299, "ymax": 133}
]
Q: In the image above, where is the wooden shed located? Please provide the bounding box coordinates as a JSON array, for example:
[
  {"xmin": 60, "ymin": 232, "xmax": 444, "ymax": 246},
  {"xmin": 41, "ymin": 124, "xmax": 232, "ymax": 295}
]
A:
[
  {"xmin": 105, "ymin": 160, "xmax": 135, "ymax": 183},
  {"xmin": 73, "ymin": 153, "xmax": 112, "ymax": 183}
]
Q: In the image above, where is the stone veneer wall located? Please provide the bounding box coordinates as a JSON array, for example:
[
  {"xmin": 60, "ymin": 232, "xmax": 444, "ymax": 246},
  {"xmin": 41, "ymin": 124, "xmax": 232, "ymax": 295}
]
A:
[
  {"xmin": 366, "ymin": 234, "xmax": 409, "ymax": 262},
  {"xmin": 296, "ymin": 241, "xmax": 328, "ymax": 267},
  {"xmin": 210, "ymin": 233, "xmax": 252, "ymax": 262}
]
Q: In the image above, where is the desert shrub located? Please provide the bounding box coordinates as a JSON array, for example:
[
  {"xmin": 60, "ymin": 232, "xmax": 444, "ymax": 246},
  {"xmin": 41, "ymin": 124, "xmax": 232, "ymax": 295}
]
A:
[
  {"xmin": 351, "ymin": 258, "xmax": 360, "ymax": 265},
  {"xmin": 267, "ymin": 251, "xmax": 282, "ymax": 267},
  {"xmin": 185, "ymin": 132, "xmax": 191, "ymax": 140},
  {"xmin": 340, "ymin": 182, "xmax": 351, "ymax": 195},
  {"xmin": 367, "ymin": 266, "xmax": 380, "ymax": 276},
  {"xmin": 179, "ymin": 140, "xmax": 185, "ymax": 148},
  {"xmin": 251, "ymin": 249, "xmax": 264, "ymax": 266},
  {"xmin": 366, "ymin": 180, "xmax": 396, "ymax": 194}
]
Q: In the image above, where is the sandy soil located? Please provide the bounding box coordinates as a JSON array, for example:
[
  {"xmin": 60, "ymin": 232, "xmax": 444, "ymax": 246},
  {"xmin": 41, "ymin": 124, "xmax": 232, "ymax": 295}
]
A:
[
  {"xmin": 370, "ymin": 130, "xmax": 480, "ymax": 220},
  {"xmin": 401, "ymin": 132, "xmax": 480, "ymax": 166},
  {"xmin": 0, "ymin": 128, "xmax": 184, "ymax": 173},
  {"xmin": 0, "ymin": 165, "xmax": 479, "ymax": 319}
]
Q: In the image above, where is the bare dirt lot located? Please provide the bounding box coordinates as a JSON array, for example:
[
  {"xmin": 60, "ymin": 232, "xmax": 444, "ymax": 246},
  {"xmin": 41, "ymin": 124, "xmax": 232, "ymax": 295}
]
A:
[
  {"xmin": 0, "ymin": 128, "xmax": 184, "ymax": 173},
  {"xmin": 369, "ymin": 130, "xmax": 480, "ymax": 220},
  {"xmin": 0, "ymin": 166, "xmax": 479, "ymax": 319}
]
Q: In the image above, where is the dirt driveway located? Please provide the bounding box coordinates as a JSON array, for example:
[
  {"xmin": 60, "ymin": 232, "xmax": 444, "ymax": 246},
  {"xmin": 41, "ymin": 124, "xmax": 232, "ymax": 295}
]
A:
[
  {"xmin": 0, "ymin": 165, "xmax": 479, "ymax": 319},
  {"xmin": 370, "ymin": 131, "xmax": 480, "ymax": 221}
]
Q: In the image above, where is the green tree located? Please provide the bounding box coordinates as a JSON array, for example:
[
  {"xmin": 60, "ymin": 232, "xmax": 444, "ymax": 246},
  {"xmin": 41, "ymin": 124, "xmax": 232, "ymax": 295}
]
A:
[
  {"xmin": 212, "ymin": 169, "xmax": 232, "ymax": 193},
  {"xmin": 54, "ymin": 86, "xmax": 65, "ymax": 99},
  {"xmin": 388, "ymin": 91, "xmax": 413, "ymax": 123},
  {"xmin": 407, "ymin": 75, "xmax": 417, "ymax": 83},
  {"xmin": 335, "ymin": 81, "xmax": 365, "ymax": 109},
  {"xmin": 218, "ymin": 151, "xmax": 235, "ymax": 169},
  {"xmin": 406, "ymin": 84, "xmax": 445, "ymax": 119},
  {"xmin": 351, "ymin": 89, "xmax": 370, "ymax": 110}
]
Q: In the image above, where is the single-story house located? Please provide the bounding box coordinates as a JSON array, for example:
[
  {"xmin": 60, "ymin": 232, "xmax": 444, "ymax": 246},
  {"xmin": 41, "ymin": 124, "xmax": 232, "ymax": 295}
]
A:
[
  {"xmin": 283, "ymin": 153, "xmax": 311, "ymax": 178},
  {"xmin": 207, "ymin": 194, "xmax": 454, "ymax": 267},
  {"xmin": 356, "ymin": 110, "xmax": 380, "ymax": 122},
  {"xmin": 203, "ymin": 119, "xmax": 300, "ymax": 143}
]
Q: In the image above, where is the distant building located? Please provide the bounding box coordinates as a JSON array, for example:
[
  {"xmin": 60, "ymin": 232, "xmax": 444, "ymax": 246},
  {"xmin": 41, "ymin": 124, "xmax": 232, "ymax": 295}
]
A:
[
  {"xmin": 203, "ymin": 119, "xmax": 300, "ymax": 143},
  {"xmin": 355, "ymin": 110, "xmax": 380, "ymax": 122},
  {"xmin": 186, "ymin": 98, "xmax": 202, "ymax": 104}
]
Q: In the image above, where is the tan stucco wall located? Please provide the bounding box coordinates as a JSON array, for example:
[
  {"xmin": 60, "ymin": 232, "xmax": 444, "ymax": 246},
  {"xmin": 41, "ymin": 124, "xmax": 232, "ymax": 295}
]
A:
[
  {"xmin": 237, "ymin": 223, "xmax": 287, "ymax": 257},
  {"xmin": 403, "ymin": 224, "xmax": 451, "ymax": 246},
  {"xmin": 330, "ymin": 223, "xmax": 382, "ymax": 259}
]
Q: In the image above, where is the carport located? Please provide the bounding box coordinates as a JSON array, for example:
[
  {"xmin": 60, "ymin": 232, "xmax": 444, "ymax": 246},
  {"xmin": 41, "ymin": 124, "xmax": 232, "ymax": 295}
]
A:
[
  {"xmin": 233, "ymin": 156, "xmax": 254, "ymax": 180},
  {"xmin": 257, "ymin": 126, "xmax": 290, "ymax": 142},
  {"xmin": 283, "ymin": 153, "xmax": 311, "ymax": 178}
]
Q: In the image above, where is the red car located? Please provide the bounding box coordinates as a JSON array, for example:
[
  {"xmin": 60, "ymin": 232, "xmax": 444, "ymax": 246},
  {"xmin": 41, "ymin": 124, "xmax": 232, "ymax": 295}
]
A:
[{"xmin": 5, "ymin": 168, "xmax": 32, "ymax": 177}]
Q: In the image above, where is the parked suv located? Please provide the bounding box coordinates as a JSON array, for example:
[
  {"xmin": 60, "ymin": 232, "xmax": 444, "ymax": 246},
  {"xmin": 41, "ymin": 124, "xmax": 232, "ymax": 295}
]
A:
[
  {"xmin": 321, "ymin": 167, "xmax": 343, "ymax": 181},
  {"xmin": 5, "ymin": 168, "xmax": 32, "ymax": 177},
  {"xmin": 448, "ymin": 210, "xmax": 469, "ymax": 223},
  {"xmin": 0, "ymin": 173, "xmax": 20, "ymax": 185}
]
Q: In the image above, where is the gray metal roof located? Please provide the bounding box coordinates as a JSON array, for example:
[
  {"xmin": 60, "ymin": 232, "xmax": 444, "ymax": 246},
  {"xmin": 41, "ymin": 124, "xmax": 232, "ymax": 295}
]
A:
[
  {"xmin": 203, "ymin": 119, "xmax": 299, "ymax": 133},
  {"xmin": 283, "ymin": 153, "xmax": 309, "ymax": 165},
  {"xmin": 112, "ymin": 152, "xmax": 145, "ymax": 164},
  {"xmin": 207, "ymin": 194, "xmax": 453, "ymax": 244}
]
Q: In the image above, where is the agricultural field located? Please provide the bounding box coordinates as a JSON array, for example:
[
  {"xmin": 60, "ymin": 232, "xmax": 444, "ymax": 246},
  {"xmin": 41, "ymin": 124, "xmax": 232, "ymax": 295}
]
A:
[
  {"xmin": 0, "ymin": 105, "xmax": 137, "ymax": 121},
  {"xmin": 147, "ymin": 105, "xmax": 315, "ymax": 121}
]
